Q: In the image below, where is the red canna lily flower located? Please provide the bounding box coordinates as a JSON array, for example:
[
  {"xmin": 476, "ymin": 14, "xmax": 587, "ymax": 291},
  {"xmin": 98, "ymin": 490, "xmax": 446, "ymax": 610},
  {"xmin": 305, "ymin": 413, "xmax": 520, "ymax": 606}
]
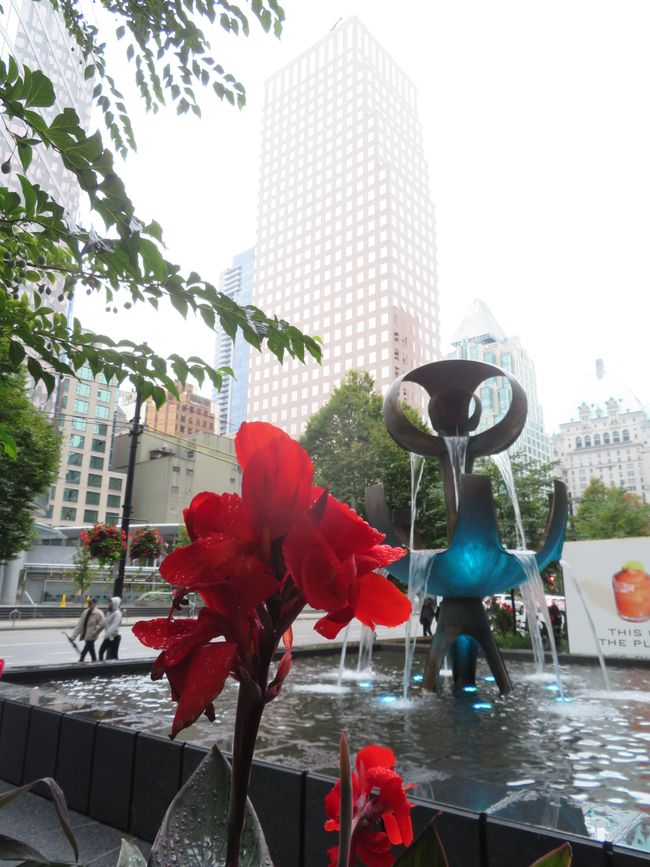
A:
[
  {"xmin": 0, "ymin": 659, "xmax": 4, "ymax": 679},
  {"xmin": 134, "ymin": 422, "xmax": 410, "ymax": 743},
  {"xmin": 325, "ymin": 744, "xmax": 415, "ymax": 867},
  {"xmin": 284, "ymin": 492, "xmax": 408, "ymax": 638}
]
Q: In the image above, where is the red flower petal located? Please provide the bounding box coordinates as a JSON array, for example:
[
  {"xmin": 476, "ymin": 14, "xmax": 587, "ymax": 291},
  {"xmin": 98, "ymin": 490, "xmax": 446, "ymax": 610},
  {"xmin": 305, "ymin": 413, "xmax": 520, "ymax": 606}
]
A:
[
  {"xmin": 235, "ymin": 421, "xmax": 292, "ymax": 469},
  {"xmin": 283, "ymin": 521, "xmax": 353, "ymax": 611},
  {"xmin": 242, "ymin": 436, "xmax": 313, "ymax": 541},
  {"xmin": 160, "ymin": 536, "xmax": 277, "ymax": 610},
  {"xmin": 0, "ymin": 659, "xmax": 4, "ymax": 679},
  {"xmin": 317, "ymin": 495, "xmax": 385, "ymax": 560},
  {"xmin": 355, "ymin": 573, "xmax": 412, "ymax": 631},
  {"xmin": 356, "ymin": 745, "xmax": 396, "ymax": 777},
  {"xmin": 171, "ymin": 641, "xmax": 237, "ymax": 738},
  {"xmin": 355, "ymin": 544, "xmax": 407, "ymax": 575},
  {"xmin": 354, "ymin": 831, "xmax": 394, "ymax": 867},
  {"xmin": 133, "ymin": 617, "xmax": 199, "ymax": 650},
  {"xmin": 184, "ymin": 491, "xmax": 249, "ymax": 541},
  {"xmin": 314, "ymin": 605, "xmax": 355, "ymax": 639}
]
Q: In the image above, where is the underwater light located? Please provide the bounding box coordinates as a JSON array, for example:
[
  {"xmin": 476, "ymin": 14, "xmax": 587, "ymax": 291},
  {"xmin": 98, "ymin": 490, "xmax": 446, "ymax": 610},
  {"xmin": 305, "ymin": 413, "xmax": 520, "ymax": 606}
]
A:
[
  {"xmin": 482, "ymin": 675, "xmax": 496, "ymax": 682},
  {"xmin": 379, "ymin": 695, "xmax": 398, "ymax": 704},
  {"xmin": 358, "ymin": 681, "xmax": 373, "ymax": 689},
  {"xmin": 545, "ymin": 684, "xmax": 560, "ymax": 692},
  {"xmin": 412, "ymin": 674, "xmax": 423, "ymax": 682},
  {"xmin": 472, "ymin": 702, "xmax": 493, "ymax": 710},
  {"xmin": 462, "ymin": 685, "xmax": 478, "ymax": 693},
  {"xmin": 554, "ymin": 695, "xmax": 572, "ymax": 703}
]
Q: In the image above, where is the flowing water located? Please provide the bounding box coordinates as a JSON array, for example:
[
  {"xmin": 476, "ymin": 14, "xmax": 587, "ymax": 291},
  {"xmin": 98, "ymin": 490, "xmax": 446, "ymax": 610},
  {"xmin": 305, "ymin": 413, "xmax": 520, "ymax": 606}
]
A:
[
  {"xmin": 491, "ymin": 451, "xmax": 526, "ymax": 549},
  {"xmin": 561, "ymin": 558, "xmax": 612, "ymax": 692},
  {"xmin": 443, "ymin": 436, "xmax": 468, "ymax": 508},
  {"xmin": 10, "ymin": 654, "xmax": 650, "ymax": 850},
  {"xmin": 401, "ymin": 453, "xmax": 427, "ymax": 701},
  {"xmin": 356, "ymin": 626, "xmax": 375, "ymax": 673}
]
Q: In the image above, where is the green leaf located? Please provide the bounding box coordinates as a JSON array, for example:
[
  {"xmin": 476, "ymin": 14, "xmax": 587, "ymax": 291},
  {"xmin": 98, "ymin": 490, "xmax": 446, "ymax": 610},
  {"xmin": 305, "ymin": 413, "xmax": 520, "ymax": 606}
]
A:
[
  {"xmin": 0, "ymin": 832, "xmax": 55, "ymax": 862},
  {"xmin": 0, "ymin": 427, "xmax": 17, "ymax": 460},
  {"xmin": 393, "ymin": 818, "xmax": 449, "ymax": 866},
  {"xmin": 7, "ymin": 339, "xmax": 26, "ymax": 368},
  {"xmin": 84, "ymin": 63, "xmax": 96, "ymax": 80},
  {"xmin": 148, "ymin": 746, "xmax": 272, "ymax": 867},
  {"xmin": 24, "ymin": 69, "xmax": 55, "ymax": 107},
  {"xmin": 530, "ymin": 842, "xmax": 573, "ymax": 867},
  {"xmin": 115, "ymin": 838, "xmax": 148, "ymax": 866}
]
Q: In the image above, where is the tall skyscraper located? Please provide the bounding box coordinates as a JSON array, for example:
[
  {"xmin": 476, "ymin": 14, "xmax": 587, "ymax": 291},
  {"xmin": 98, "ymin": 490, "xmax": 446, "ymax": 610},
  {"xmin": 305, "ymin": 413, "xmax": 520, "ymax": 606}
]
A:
[
  {"xmin": 247, "ymin": 17, "xmax": 440, "ymax": 437},
  {"xmin": 448, "ymin": 298, "xmax": 551, "ymax": 465},
  {"xmin": 43, "ymin": 369, "xmax": 127, "ymax": 527},
  {"xmin": 213, "ymin": 248, "xmax": 255, "ymax": 435},
  {"xmin": 0, "ymin": 0, "xmax": 92, "ymax": 223}
]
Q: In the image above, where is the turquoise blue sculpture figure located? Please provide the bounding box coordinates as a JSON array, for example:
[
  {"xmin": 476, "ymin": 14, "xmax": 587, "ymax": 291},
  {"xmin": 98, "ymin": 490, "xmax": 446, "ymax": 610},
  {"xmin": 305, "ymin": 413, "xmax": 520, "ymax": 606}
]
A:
[{"xmin": 366, "ymin": 360, "xmax": 567, "ymax": 694}]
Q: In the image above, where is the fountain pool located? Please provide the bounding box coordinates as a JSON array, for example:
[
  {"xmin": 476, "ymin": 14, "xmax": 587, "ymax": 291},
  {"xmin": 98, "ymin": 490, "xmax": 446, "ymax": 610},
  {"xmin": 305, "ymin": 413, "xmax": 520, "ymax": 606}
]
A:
[{"xmin": 10, "ymin": 649, "xmax": 650, "ymax": 851}]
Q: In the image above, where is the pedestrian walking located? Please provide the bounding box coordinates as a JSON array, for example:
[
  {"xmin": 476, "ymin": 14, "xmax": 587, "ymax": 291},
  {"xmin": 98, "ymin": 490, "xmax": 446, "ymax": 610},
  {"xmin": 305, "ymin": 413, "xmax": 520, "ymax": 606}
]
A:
[
  {"xmin": 419, "ymin": 597, "xmax": 435, "ymax": 637},
  {"xmin": 71, "ymin": 597, "xmax": 105, "ymax": 662},
  {"xmin": 98, "ymin": 597, "xmax": 123, "ymax": 661}
]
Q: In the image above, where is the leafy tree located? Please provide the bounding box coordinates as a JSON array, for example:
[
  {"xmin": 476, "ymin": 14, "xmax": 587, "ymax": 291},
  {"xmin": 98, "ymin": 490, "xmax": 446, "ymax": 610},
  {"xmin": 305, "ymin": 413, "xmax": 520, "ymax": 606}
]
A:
[
  {"xmin": 70, "ymin": 545, "xmax": 94, "ymax": 600},
  {"xmin": 574, "ymin": 477, "xmax": 650, "ymax": 540},
  {"xmin": 0, "ymin": 359, "xmax": 60, "ymax": 560},
  {"xmin": 300, "ymin": 371, "xmax": 447, "ymax": 549},
  {"xmin": 0, "ymin": 0, "xmax": 320, "ymax": 455},
  {"xmin": 476, "ymin": 454, "xmax": 560, "ymax": 550}
]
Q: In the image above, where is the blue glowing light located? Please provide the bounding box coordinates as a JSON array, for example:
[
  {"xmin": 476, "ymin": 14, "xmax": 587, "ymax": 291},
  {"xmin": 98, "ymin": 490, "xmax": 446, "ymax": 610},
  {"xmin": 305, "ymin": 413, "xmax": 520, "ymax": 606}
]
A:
[
  {"xmin": 462, "ymin": 685, "xmax": 479, "ymax": 693},
  {"xmin": 379, "ymin": 695, "xmax": 398, "ymax": 704},
  {"xmin": 482, "ymin": 675, "xmax": 496, "ymax": 682},
  {"xmin": 358, "ymin": 682, "xmax": 373, "ymax": 689},
  {"xmin": 412, "ymin": 674, "xmax": 423, "ymax": 682},
  {"xmin": 472, "ymin": 702, "xmax": 493, "ymax": 710},
  {"xmin": 545, "ymin": 684, "xmax": 559, "ymax": 692},
  {"xmin": 554, "ymin": 695, "xmax": 572, "ymax": 703}
]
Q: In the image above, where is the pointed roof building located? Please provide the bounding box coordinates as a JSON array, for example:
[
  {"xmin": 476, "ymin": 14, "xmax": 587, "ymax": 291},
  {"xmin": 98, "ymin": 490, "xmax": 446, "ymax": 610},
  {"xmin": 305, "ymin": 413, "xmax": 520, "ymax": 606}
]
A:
[{"xmin": 451, "ymin": 298, "xmax": 507, "ymax": 346}]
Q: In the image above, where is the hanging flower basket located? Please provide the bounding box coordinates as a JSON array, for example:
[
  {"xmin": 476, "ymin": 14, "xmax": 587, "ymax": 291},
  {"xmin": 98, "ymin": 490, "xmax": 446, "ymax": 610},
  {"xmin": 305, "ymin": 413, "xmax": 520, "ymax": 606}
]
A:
[
  {"xmin": 80, "ymin": 523, "xmax": 126, "ymax": 566},
  {"xmin": 129, "ymin": 526, "xmax": 164, "ymax": 562}
]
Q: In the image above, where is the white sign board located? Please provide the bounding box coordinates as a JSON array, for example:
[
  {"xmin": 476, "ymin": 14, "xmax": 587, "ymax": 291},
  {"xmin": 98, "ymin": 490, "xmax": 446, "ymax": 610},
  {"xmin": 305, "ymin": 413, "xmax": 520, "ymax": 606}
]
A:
[{"xmin": 563, "ymin": 538, "xmax": 650, "ymax": 659}]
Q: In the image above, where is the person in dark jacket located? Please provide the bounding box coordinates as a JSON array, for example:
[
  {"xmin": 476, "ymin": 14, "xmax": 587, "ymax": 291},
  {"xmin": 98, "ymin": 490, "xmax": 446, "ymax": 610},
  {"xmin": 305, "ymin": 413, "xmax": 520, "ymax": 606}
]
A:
[{"xmin": 419, "ymin": 597, "xmax": 435, "ymax": 637}]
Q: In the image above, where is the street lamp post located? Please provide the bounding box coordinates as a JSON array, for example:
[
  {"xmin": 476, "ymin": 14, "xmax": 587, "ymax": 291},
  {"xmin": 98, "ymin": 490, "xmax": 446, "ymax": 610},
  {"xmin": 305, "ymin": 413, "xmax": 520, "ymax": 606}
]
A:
[{"xmin": 113, "ymin": 391, "xmax": 143, "ymax": 599}]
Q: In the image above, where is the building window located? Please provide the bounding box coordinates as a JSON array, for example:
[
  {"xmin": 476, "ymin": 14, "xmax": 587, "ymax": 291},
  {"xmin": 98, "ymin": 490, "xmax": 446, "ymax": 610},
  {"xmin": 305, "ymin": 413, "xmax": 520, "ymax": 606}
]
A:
[
  {"xmin": 71, "ymin": 417, "xmax": 87, "ymax": 431},
  {"xmin": 95, "ymin": 405, "xmax": 110, "ymax": 420},
  {"xmin": 91, "ymin": 439, "xmax": 106, "ymax": 453},
  {"xmin": 584, "ymin": 435, "xmax": 591, "ymax": 447},
  {"xmin": 172, "ymin": 465, "xmax": 181, "ymax": 473},
  {"xmin": 89, "ymin": 456, "xmax": 104, "ymax": 470},
  {"xmin": 105, "ymin": 512, "xmax": 120, "ymax": 524},
  {"xmin": 84, "ymin": 510, "xmax": 99, "ymax": 523},
  {"xmin": 76, "ymin": 382, "xmax": 91, "ymax": 397},
  {"xmin": 613, "ymin": 431, "xmax": 620, "ymax": 443},
  {"xmin": 170, "ymin": 485, "xmax": 180, "ymax": 494},
  {"xmin": 63, "ymin": 488, "xmax": 79, "ymax": 503},
  {"xmin": 107, "ymin": 495, "xmax": 121, "ymax": 508},
  {"xmin": 186, "ymin": 450, "xmax": 195, "ymax": 459},
  {"xmin": 70, "ymin": 434, "xmax": 85, "ymax": 449},
  {"xmin": 65, "ymin": 470, "xmax": 81, "ymax": 484},
  {"xmin": 96, "ymin": 388, "xmax": 112, "ymax": 403},
  {"xmin": 78, "ymin": 367, "xmax": 93, "ymax": 380},
  {"xmin": 86, "ymin": 491, "xmax": 100, "ymax": 505},
  {"xmin": 594, "ymin": 434, "xmax": 601, "ymax": 446},
  {"xmin": 94, "ymin": 423, "xmax": 108, "ymax": 436},
  {"xmin": 603, "ymin": 432, "xmax": 610, "ymax": 444},
  {"xmin": 622, "ymin": 430, "xmax": 630, "ymax": 442},
  {"xmin": 109, "ymin": 477, "xmax": 123, "ymax": 491},
  {"xmin": 60, "ymin": 507, "xmax": 77, "ymax": 521},
  {"xmin": 73, "ymin": 399, "xmax": 89, "ymax": 414},
  {"xmin": 68, "ymin": 452, "xmax": 83, "ymax": 466},
  {"xmin": 88, "ymin": 473, "xmax": 102, "ymax": 488}
]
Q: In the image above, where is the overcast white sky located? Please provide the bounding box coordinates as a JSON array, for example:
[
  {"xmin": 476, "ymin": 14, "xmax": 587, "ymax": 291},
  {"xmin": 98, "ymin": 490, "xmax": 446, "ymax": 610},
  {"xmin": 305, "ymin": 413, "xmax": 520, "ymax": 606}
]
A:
[{"xmin": 75, "ymin": 0, "xmax": 650, "ymax": 431}]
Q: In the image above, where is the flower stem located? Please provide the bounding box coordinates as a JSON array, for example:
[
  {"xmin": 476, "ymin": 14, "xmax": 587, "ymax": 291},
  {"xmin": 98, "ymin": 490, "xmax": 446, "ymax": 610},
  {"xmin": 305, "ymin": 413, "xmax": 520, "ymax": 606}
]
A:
[{"xmin": 225, "ymin": 677, "xmax": 266, "ymax": 867}]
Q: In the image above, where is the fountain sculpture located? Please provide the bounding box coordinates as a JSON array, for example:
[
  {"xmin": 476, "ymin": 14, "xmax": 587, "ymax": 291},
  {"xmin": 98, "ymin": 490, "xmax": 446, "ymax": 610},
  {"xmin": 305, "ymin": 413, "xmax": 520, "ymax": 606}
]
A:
[{"xmin": 366, "ymin": 359, "xmax": 568, "ymax": 694}]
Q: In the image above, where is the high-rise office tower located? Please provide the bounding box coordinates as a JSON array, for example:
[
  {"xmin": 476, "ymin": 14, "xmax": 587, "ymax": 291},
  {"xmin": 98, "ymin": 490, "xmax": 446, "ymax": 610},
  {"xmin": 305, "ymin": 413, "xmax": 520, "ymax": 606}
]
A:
[
  {"xmin": 448, "ymin": 298, "xmax": 551, "ymax": 465},
  {"xmin": 247, "ymin": 17, "xmax": 440, "ymax": 437},
  {"xmin": 213, "ymin": 248, "xmax": 255, "ymax": 435}
]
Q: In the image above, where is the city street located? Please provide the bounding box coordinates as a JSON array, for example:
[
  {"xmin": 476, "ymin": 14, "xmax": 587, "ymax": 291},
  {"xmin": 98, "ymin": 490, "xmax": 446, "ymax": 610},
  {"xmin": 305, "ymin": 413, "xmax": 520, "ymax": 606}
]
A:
[{"xmin": 0, "ymin": 613, "xmax": 414, "ymax": 669}]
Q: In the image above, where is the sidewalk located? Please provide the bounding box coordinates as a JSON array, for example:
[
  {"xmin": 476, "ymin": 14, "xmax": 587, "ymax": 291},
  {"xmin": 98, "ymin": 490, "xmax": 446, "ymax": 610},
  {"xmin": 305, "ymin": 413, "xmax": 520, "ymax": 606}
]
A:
[{"xmin": 0, "ymin": 781, "xmax": 148, "ymax": 867}]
